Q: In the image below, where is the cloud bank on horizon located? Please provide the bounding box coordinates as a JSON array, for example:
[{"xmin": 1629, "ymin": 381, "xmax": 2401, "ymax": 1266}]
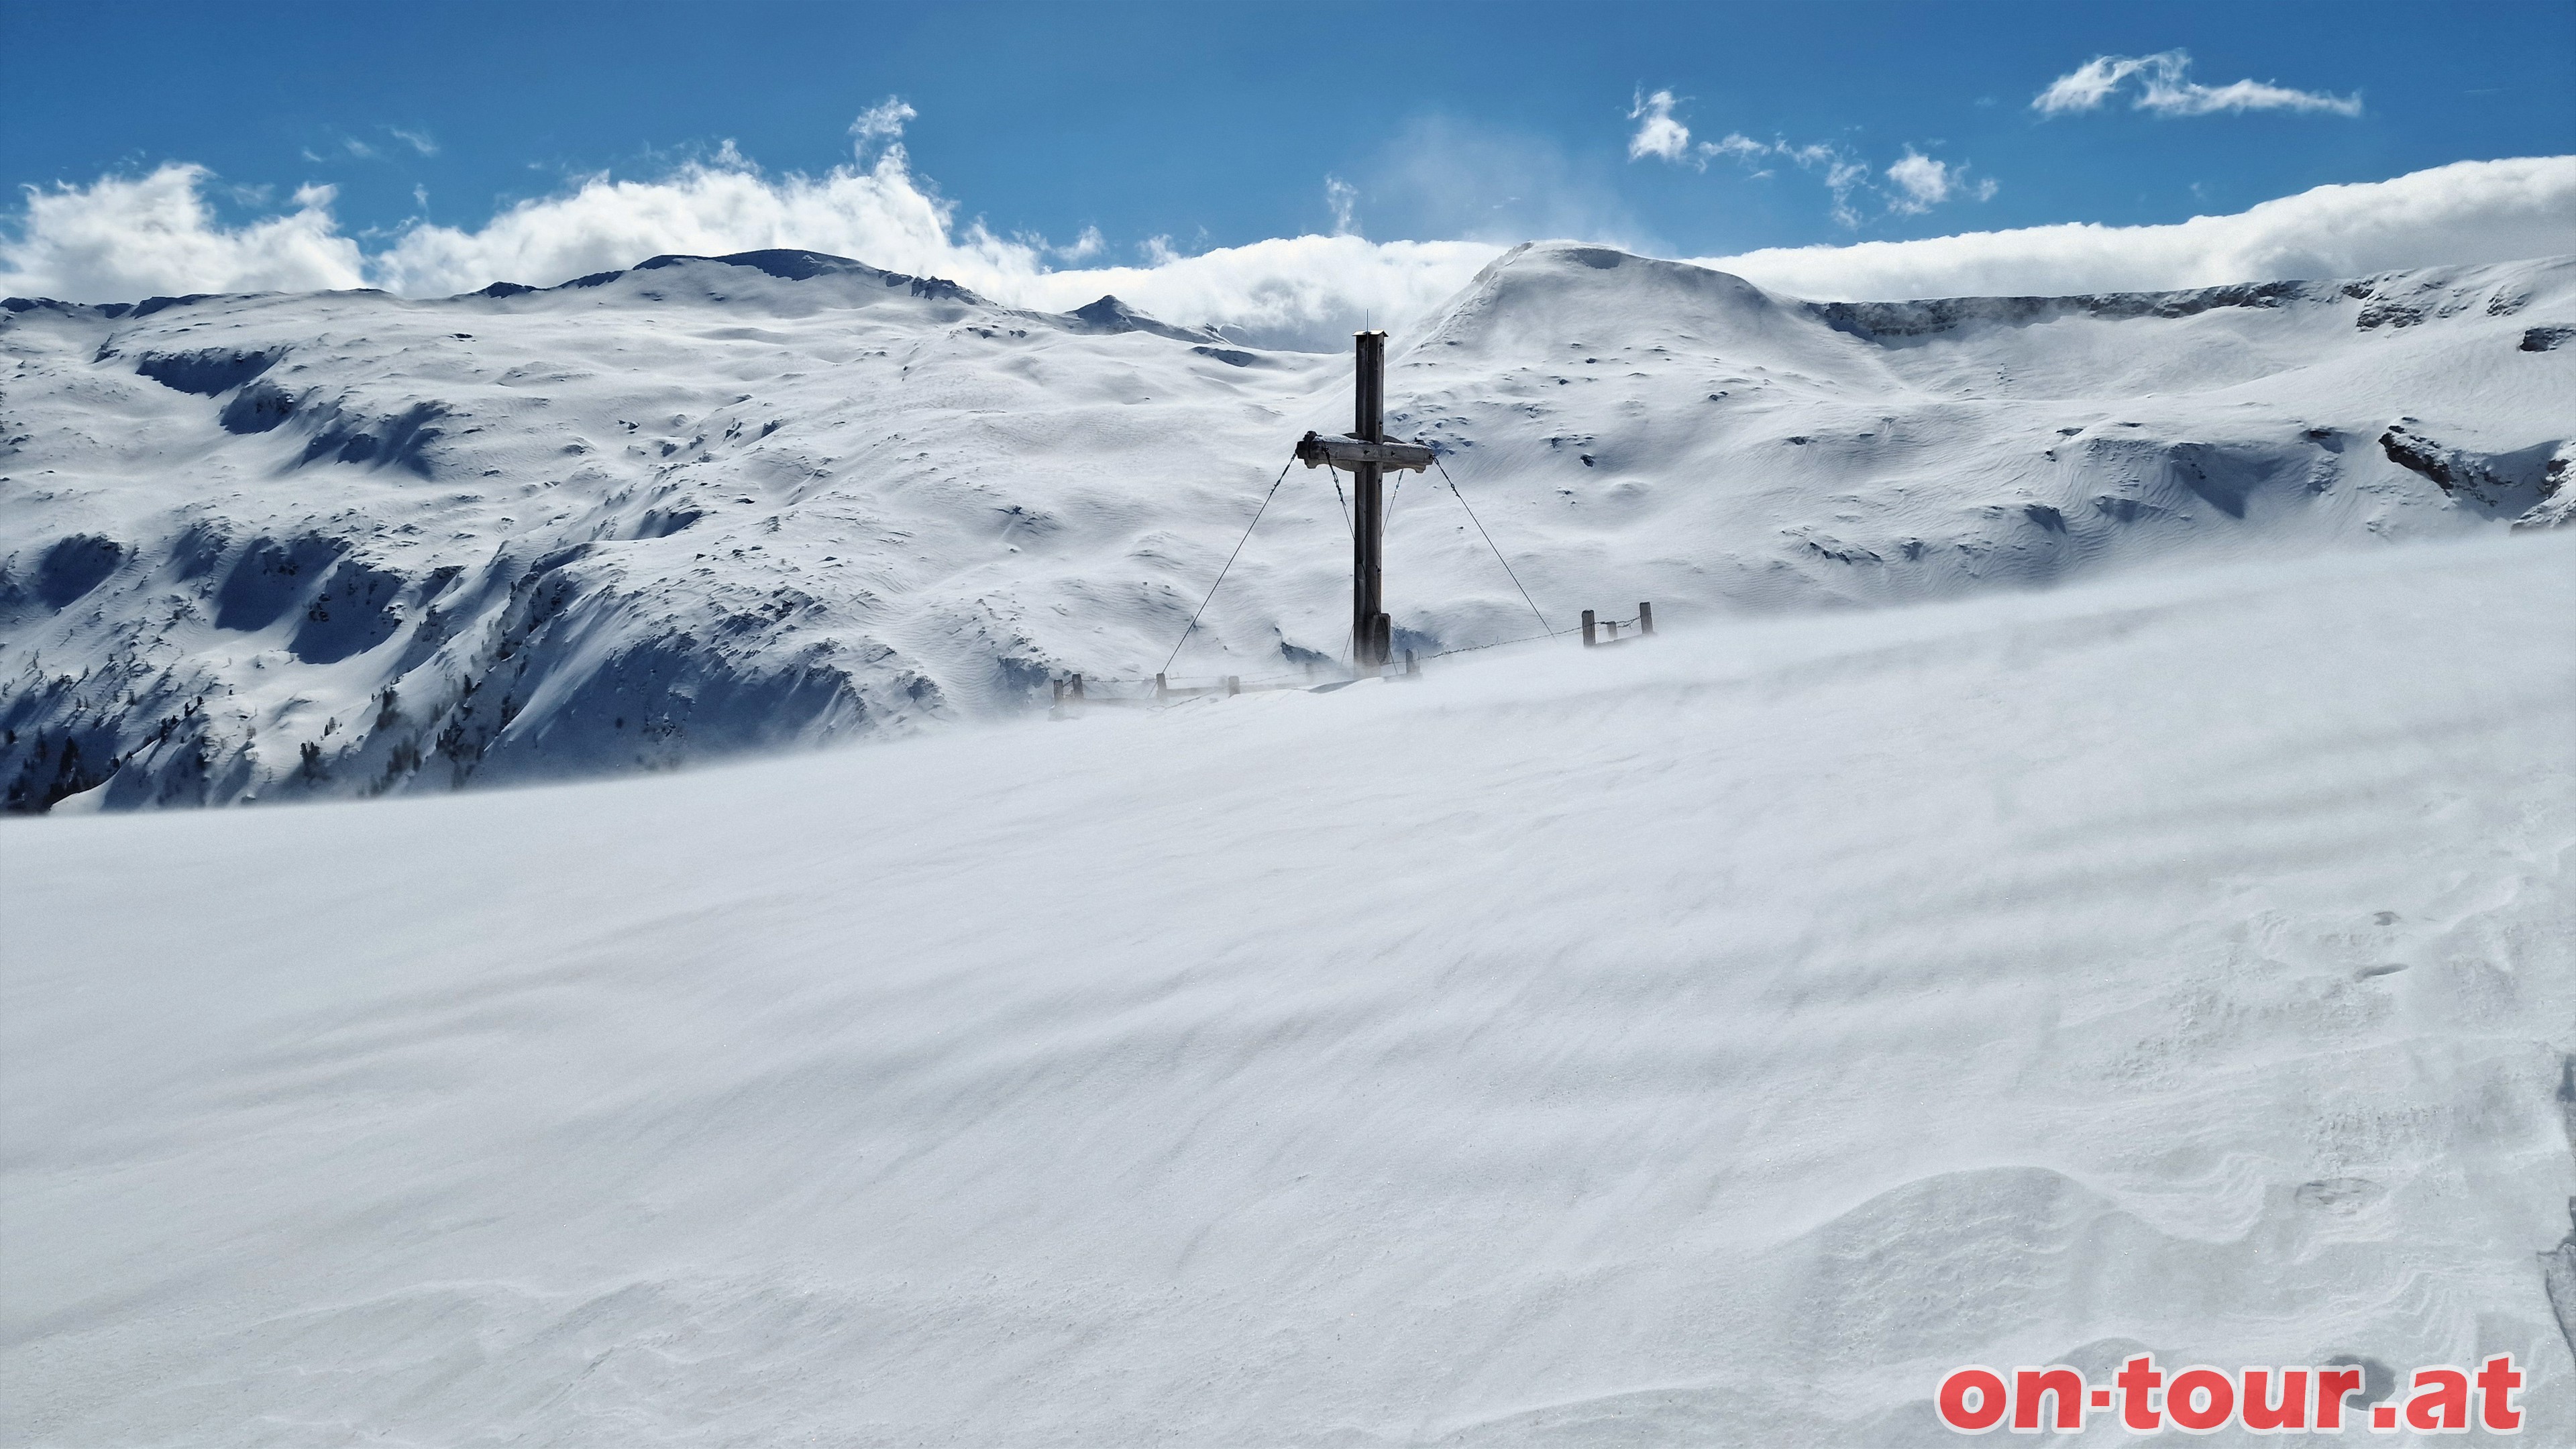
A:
[
  {"xmin": 2, "ymin": 99, "xmax": 2567, "ymax": 347},
  {"xmin": 1701, "ymin": 155, "xmax": 2576, "ymax": 302}
]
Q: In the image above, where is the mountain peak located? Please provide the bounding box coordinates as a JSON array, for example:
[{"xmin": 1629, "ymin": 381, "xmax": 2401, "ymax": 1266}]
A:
[
  {"xmin": 1065, "ymin": 294, "xmax": 1223, "ymax": 343},
  {"xmin": 460, "ymin": 250, "xmax": 985, "ymax": 305}
]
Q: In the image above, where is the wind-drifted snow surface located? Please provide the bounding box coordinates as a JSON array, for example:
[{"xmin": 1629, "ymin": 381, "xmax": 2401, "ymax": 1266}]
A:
[
  {"xmin": 5, "ymin": 531, "xmax": 2573, "ymax": 1446},
  {"xmin": 1, "ymin": 244, "xmax": 2569, "ymax": 811}
]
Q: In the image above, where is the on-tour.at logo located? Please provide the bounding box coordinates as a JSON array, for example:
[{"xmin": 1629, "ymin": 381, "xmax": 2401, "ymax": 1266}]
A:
[{"xmin": 1937, "ymin": 1352, "xmax": 2526, "ymax": 1434}]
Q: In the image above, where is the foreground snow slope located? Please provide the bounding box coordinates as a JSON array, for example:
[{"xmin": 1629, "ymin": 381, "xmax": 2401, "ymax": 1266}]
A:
[
  {"xmin": 7, "ymin": 530, "xmax": 2571, "ymax": 1447},
  {"xmin": 3, "ymin": 246, "xmax": 2568, "ymax": 810}
]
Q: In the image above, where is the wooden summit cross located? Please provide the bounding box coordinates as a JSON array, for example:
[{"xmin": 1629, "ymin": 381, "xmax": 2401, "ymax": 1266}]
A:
[{"xmin": 1295, "ymin": 331, "xmax": 1435, "ymax": 672}]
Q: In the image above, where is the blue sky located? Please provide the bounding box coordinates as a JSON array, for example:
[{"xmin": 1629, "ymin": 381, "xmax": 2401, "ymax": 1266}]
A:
[{"xmin": 7, "ymin": 0, "xmax": 2569, "ymax": 256}]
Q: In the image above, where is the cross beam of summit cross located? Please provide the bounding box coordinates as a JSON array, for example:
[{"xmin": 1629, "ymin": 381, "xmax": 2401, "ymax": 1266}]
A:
[{"xmin": 1295, "ymin": 330, "xmax": 1434, "ymax": 672}]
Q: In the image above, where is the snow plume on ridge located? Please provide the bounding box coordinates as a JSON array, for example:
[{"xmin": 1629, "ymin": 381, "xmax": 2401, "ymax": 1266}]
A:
[
  {"xmin": 2035, "ymin": 50, "xmax": 2363, "ymax": 118},
  {"xmin": 1697, "ymin": 155, "xmax": 2576, "ymax": 301},
  {"xmin": 1012, "ymin": 233, "xmax": 1495, "ymax": 347}
]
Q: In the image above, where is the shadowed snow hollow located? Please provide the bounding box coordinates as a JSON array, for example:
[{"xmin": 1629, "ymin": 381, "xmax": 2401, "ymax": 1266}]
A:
[{"xmin": 2, "ymin": 243, "xmax": 2569, "ymax": 809}]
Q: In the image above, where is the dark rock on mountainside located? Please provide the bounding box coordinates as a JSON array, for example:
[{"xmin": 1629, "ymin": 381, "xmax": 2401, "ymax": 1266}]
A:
[
  {"xmin": 36, "ymin": 534, "xmax": 127, "ymax": 608},
  {"xmin": 219, "ymin": 380, "xmax": 301, "ymax": 433},
  {"xmin": 215, "ymin": 534, "xmax": 350, "ymax": 631},
  {"xmin": 294, "ymin": 399, "xmax": 447, "ymax": 475},
  {"xmin": 291, "ymin": 557, "xmax": 411, "ymax": 664},
  {"xmin": 2379, "ymin": 420, "xmax": 2567, "ymax": 517},
  {"xmin": 1809, "ymin": 268, "xmax": 2540, "ymax": 342},
  {"xmin": 1809, "ymin": 280, "xmax": 2315, "ymax": 340},
  {"xmin": 132, "ymin": 347, "xmax": 286, "ymax": 396}
]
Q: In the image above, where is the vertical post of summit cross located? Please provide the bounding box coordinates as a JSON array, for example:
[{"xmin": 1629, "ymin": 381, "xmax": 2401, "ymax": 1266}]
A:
[
  {"xmin": 1293, "ymin": 334, "xmax": 1425, "ymax": 675},
  {"xmin": 1352, "ymin": 330, "xmax": 1387, "ymax": 671}
]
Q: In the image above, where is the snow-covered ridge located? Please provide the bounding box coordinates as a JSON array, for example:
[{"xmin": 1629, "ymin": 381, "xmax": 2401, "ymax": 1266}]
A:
[
  {"xmin": 3, "ymin": 242, "xmax": 2569, "ymax": 811},
  {"xmin": 1805, "ymin": 264, "xmax": 2551, "ymax": 338}
]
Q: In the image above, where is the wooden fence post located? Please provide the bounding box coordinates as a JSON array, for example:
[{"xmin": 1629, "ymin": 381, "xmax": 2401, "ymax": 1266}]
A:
[
  {"xmin": 1226, "ymin": 675, "xmax": 1241, "ymax": 696},
  {"xmin": 1070, "ymin": 674, "xmax": 1084, "ymax": 700},
  {"xmin": 1639, "ymin": 602, "xmax": 1655, "ymax": 636},
  {"xmin": 1155, "ymin": 672, "xmax": 1167, "ymax": 701},
  {"xmin": 1582, "ymin": 609, "xmax": 1597, "ymax": 647}
]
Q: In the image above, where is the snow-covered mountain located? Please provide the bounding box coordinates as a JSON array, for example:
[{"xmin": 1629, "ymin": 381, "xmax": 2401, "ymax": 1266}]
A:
[{"xmin": 4, "ymin": 244, "xmax": 2569, "ymax": 811}]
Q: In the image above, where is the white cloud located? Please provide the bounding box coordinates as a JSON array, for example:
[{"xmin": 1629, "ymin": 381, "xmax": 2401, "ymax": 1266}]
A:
[
  {"xmin": 1627, "ymin": 89, "xmax": 1693, "ymax": 164},
  {"xmin": 0, "ymin": 164, "xmax": 366, "ymax": 301},
  {"xmin": 0, "ymin": 145, "xmax": 1489, "ymax": 350},
  {"xmin": 1883, "ymin": 150, "xmax": 1951, "ymax": 211},
  {"xmin": 1325, "ymin": 175, "xmax": 1358, "ymax": 236},
  {"xmin": 1701, "ymin": 136, "xmax": 1988, "ymax": 227},
  {"xmin": 1638, "ymin": 83, "xmax": 1995, "ymax": 227},
  {"xmin": 1884, "ymin": 150, "xmax": 1995, "ymax": 213},
  {"xmin": 850, "ymin": 97, "xmax": 918, "ymax": 150},
  {"xmin": 1814, "ymin": 153, "xmax": 1872, "ymax": 227},
  {"xmin": 2035, "ymin": 52, "xmax": 2361, "ymax": 117},
  {"xmin": 388, "ymin": 127, "xmax": 439, "ymax": 157},
  {"xmin": 1700, "ymin": 136, "xmax": 1866, "ymax": 221},
  {"xmin": 367, "ymin": 144, "xmax": 1002, "ymax": 301},
  {"xmin": 2033, "ymin": 57, "xmax": 2131, "ymax": 113},
  {"xmin": 1693, "ymin": 155, "xmax": 2576, "ymax": 300},
  {"xmin": 3, "ymin": 118, "xmax": 2563, "ymax": 352}
]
